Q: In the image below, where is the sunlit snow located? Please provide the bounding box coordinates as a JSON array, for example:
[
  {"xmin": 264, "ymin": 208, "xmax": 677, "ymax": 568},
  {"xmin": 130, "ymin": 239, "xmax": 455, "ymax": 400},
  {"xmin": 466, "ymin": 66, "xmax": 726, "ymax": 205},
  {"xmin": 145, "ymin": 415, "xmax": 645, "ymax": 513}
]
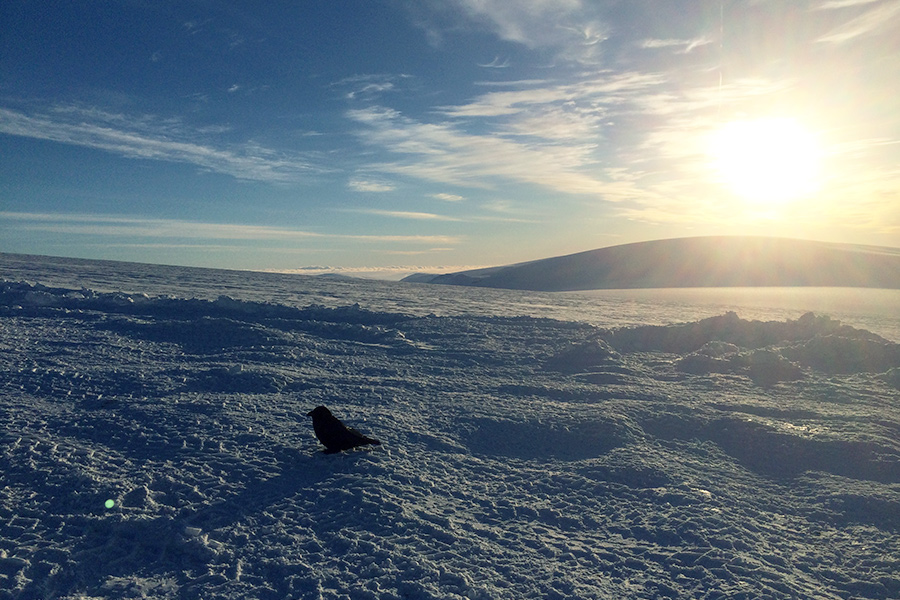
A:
[{"xmin": 1, "ymin": 254, "xmax": 898, "ymax": 599}]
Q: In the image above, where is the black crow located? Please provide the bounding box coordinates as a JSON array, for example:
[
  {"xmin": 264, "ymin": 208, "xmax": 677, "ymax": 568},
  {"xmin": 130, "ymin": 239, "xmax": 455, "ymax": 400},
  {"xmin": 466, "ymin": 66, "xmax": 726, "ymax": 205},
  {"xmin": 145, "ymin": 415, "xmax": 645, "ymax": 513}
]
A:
[{"xmin": 306, "ymin": 405, "xmax": 381, "ymax": 453}]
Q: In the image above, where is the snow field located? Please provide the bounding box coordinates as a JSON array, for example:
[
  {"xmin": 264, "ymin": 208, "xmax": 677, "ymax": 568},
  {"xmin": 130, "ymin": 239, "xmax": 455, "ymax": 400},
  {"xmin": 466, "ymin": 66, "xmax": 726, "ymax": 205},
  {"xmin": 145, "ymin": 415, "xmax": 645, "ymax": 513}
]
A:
[{"xmin": 1, "ymin": 279, "xmax": 899, "ymax": 599}]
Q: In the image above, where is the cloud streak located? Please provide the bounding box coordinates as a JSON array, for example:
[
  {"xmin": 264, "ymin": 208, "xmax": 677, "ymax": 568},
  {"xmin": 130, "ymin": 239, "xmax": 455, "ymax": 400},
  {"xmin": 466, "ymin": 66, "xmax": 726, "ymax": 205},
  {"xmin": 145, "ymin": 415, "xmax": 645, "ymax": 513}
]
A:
[
  {"xmin": 347, "ymin": 209, "xmax": 463, "ymax": 221},
  {"xmin": 348, "ymin": 105, "xmax": 610, "ymax": 194},
  {"xmin": 0, "ymin": 106, "xmax": 325, "ymax": 183},
  {"xmin": 348, "ymin": 177, "xmax": 396, "ymax": 192},
  {"xmin": 345, "ymin": 71, "xmax": 669, "ymax": 198},
  {"xmin": 431, "ymin": 193, "xmax": 465, "ymax": 202},
  {"xmin": 0, "ymin": 212, "xmax": 461, "ymax": 245},
  {"xmin": 440, "ymin": 0, "xmax": 608, "ymax": 64},
  {"xmin": 816, "ymin": 0, "xmax": 900, "ymax": 42},
  {"xmin": 641, "ymin": 37, "xmax": 713, "ymax": 54}
]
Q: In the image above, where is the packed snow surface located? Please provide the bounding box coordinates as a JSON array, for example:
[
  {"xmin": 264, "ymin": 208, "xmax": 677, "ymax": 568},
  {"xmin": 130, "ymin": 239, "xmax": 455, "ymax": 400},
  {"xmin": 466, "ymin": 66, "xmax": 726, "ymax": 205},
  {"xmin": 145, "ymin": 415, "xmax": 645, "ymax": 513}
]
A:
[{"xmin": 1, "ymin": 255, "xmax": 899, "ymax": 599}]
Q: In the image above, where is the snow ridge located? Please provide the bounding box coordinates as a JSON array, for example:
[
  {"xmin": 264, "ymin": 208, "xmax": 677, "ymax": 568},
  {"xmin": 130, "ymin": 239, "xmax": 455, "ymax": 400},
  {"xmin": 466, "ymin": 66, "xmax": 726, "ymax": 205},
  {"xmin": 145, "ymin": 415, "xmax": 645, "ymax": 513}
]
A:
[{"xmin": 1, "ymin": 278, "xmax": 898, "ymax": 599}]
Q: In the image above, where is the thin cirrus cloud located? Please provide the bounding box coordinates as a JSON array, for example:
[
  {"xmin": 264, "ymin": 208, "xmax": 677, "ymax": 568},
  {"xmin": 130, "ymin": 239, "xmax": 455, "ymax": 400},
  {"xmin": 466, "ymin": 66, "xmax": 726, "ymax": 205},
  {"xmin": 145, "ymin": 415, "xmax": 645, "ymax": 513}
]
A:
[
  {"xmin": 439, "ymin": 72, "xmax": 666, "ymax": 122},
  {"xmin": 0, "ymin": 106, "xmax": 325, "ymax": 183},
  {"xmin": 1, "ymin": 212, "xmax": 320, "ymax": 240},
  {"xmin": 815, "ymin": 0, "xmax": 884, "ymax": 9},
  {"xmin": 344, "ymin": 207, "xmax": 536, "ymax": 225},
  {"xmin": 347, "ymin": 209, "xmax": 463, "ymax": 222},
  {"xmin": 431, "ymin": 193, "xmax": 465, "ymax": 202},
  {"xmin": 441, "ymin": 0, "xmax": 608, "ymax": 63},
  {"xmin": 348, "ymin": 105, "xmax": 611, "ymax": 195},
  {"xmin": 0, "ymin": 212, "xmax": 460, "ymax": 245},
  {"xmin": 477, "ymin": 56, "xmax": 511, "ymax": 68},
  {"xmin": 333, "ymin": 73, "xmax": 413, "ymax": 100},
  {"xmin": 347, "ymin": 177, "xmax": 397, "ymax": 192},
  {"xmin": 345, "ymin": 72, "xmax": 668, "ymax": 198},
  {"xmin": 640, "ymin": 37, "xmax": 714, "ymax": 53},
  {"xmin": 816, "ymin": 0, "xmax": 900, "ymax": 43}
]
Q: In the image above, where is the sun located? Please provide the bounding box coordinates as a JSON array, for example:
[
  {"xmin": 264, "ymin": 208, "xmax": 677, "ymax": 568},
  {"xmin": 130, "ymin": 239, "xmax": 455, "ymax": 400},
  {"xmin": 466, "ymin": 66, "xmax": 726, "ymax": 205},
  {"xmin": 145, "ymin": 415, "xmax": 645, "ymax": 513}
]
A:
[{"xmin": 709, "ymin": 117, "xmax": 822, "ymax": 206}]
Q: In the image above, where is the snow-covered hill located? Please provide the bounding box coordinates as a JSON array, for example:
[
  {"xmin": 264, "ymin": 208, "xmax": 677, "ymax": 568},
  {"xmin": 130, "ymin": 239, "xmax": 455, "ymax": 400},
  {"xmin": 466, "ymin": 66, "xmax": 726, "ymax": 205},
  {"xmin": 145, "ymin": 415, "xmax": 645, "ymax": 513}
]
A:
[
  {"xmin": 407, "ymin": 236, "xmax": 900, "ymax": 291},
  {"xmin": 1, "ymin": 262, "xmax": 899, "ymax": 599}
]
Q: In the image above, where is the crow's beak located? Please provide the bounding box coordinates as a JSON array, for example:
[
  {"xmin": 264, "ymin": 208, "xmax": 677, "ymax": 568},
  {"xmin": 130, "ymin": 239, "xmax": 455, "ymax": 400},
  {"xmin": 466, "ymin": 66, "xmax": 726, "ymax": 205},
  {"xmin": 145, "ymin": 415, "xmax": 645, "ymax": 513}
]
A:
[{"xmin": 306, "ymin": 410, "xmax": 314, "ymax": 417}]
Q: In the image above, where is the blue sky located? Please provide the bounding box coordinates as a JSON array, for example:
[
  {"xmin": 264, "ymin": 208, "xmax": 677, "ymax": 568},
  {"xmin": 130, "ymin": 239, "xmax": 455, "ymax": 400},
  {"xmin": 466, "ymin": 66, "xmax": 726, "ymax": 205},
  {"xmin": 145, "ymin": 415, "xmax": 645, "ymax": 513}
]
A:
[{"xmin": 2, "ymin": 0, "xmax": 899, "ymax": 277}]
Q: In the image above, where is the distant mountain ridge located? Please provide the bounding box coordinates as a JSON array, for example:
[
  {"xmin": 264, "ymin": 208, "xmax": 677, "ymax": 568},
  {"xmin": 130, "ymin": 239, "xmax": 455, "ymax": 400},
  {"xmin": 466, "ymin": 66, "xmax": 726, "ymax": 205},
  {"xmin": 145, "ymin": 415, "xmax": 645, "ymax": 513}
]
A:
[{"xmin": 403, "ymin": 236, "xmax": 900, "ymax": 291}]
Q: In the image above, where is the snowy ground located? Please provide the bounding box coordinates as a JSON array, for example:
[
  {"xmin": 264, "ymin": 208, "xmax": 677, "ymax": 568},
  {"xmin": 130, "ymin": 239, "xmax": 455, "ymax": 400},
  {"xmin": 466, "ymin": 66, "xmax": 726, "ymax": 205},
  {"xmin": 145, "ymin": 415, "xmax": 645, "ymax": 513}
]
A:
[{"xmin": 1, "ymin": 259, "xmax": 899, "ymax": 599}]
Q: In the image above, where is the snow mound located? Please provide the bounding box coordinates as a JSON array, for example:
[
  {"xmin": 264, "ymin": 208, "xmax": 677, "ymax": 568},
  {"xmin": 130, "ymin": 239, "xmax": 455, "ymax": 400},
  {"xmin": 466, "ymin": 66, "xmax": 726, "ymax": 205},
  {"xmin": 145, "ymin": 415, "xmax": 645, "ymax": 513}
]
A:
[
  {"xmin": 603, "ymin": 310, "xmax": 886, "ymax": 351},
  {"xmin": 579, "ymin": 311, "xmax": 899, "ymax": 383},
  {"xmin": 676, "ymin": 347, "xmax": 805, "ymax": 386},
  {"xmin": 881, "ymin": 367, "xmax": 900, "ymax": 389},
  {"xmin": 781, "ymin": 334, "xmax": 900, "ymax": 374},
  {"xmin": 642, "ymin": 413, "xmax": 899, "ymax": 482},
  {"xmin": 544, "ymin": 339, "xmax": 621, "ymax": 373},
  {"xmin": 463, "ymin": 415, "xmax": 640, "ymax": 461}
]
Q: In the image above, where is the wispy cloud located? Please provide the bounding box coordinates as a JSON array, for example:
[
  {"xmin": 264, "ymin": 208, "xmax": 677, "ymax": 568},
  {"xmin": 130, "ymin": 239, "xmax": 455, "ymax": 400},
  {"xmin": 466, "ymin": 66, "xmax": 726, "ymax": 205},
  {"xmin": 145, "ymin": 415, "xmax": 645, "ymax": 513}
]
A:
[
  {"xmin": 333, "ymin": 74, "xmax": 413, "ymax": 100},
  {"xmin": 0, "ymin": 106, "xmax": 325, "ymax": 183},
  {"xmin": 343, "ymin": 205, "xmax": 533, "ymax": 224},
  {"xmin": 346, "ymin": 209, "xmax": 462, "ymax": 221},
  {"xmin": 477, "ymin": 56, "xmax": 510, "ymax": 68},
  {"xmin": 641, "ymin": 37, "xmax": 713, "ymax": 54},
  {"xmin": 446, "ymin": 0, "xmax": 608, "ymax": 63},
  {"xmin": 347, "ymin": 177, "xmax": 396, "ymax": 192},
  {"xmin": 439, "ymin": 72, "xmax": 665, "ymax": 121},
  {"xmin": 346, "ymin": 72, "xmax": 666, "ymax": 196},
  {"xmin": 816, "ymin": 0, "xmax": 900, "ymax": 43},
  {"xmin": 431, "ymin": 193, "xmax": 465, "ymax": 202},
  {"xmin": 815, "ymin": 0, "xmax": 882, "ymax": 9},
  {"xmin": 0, "ymin": 212, "xmax": 461, "ymax": 245},
  {"xmin": 0, "ymin": 212, "xmax": 321, "ymax": 240},
  {"xmin": 348, "ymin": 105, "xmax": 610, "ymax": 194}
]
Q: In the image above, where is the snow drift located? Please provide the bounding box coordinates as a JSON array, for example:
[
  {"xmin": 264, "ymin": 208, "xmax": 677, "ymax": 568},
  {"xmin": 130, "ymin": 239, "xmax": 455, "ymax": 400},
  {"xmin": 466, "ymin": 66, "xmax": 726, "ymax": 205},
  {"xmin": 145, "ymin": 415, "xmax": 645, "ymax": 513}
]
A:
[{"xmin": 1, "ymin": 276, "xmax": 898, "ymax": 599}]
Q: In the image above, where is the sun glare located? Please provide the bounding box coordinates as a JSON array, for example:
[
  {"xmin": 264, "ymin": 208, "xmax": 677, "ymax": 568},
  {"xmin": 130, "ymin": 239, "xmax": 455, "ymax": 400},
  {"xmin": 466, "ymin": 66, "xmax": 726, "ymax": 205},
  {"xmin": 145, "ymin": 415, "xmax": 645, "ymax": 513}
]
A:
[{"xmin": 709, "ymin": 118, "xmax": 822, "ymax": 206}]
